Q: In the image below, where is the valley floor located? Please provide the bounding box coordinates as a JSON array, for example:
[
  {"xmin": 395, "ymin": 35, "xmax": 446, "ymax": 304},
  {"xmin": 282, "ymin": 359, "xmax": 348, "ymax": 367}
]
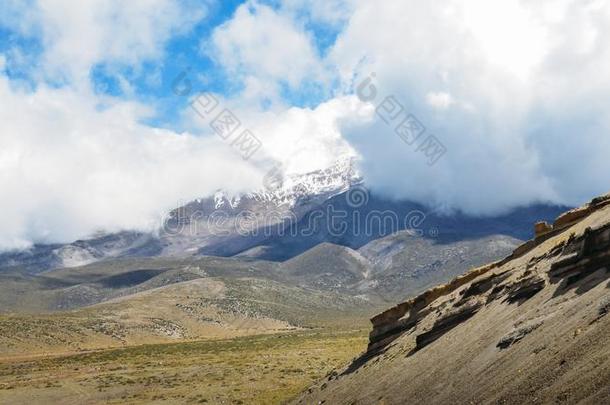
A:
[{"xmin": 0, "ymin": 328, "xmax": 367, "ymax": 405}]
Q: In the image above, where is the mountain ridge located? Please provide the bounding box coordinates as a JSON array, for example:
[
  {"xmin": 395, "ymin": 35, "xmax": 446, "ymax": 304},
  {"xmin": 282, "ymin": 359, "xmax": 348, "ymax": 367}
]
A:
[{"xmin": 0, "ymin": 160, "xmax": 568, "ymax": 275}]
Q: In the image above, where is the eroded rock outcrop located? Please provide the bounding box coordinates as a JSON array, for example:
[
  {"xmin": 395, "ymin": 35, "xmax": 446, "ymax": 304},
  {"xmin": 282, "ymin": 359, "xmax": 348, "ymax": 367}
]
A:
[
  {"xmin": 505, "ymin": 273, "xmax": 545, "ymax": 303},
  {"xmin": 413, "ymin": 299, "xmax": 482, "ymax": 351},
  {"xmin": 367, "ymin": 261, "xmax": 500, "ymax": 352},
  {"xmin": 366, "ymin": 193, "xmax": 610, "ymax": 355},
  {"xmin": 534, "ymin": 221, "xmax": 553, "ymax": 238},
  {"xmin": 549, "ymin": 224, "xmax": 610, "ymax": 290},
  {"xmin": 553, "ymin": 193, "xmax": 610, "ymax": 231},
  {"xmin": 496, "ymin": 320, "xmax": 543, "ymax": 349}
]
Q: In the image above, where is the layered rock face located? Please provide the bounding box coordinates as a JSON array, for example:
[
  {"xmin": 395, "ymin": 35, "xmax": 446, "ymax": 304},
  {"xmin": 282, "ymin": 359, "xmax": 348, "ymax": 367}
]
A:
[
  {"xmin": 293, "ymin": 193, "xmax": 610, "ymax": 405},
  {"xmin": 366, "ymin": 193, "xmax": 610, "ymax": 356}
]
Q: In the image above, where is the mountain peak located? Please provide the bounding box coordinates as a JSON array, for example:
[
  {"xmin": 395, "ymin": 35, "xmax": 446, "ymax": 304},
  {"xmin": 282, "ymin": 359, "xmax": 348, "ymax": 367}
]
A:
[
  {"xmin": 250, "ymin": 157, "xmax": 362, "ymax": 207},
  {"xmin": 209, "ymin": 158, "xmax": 362, "ymax": 210}
]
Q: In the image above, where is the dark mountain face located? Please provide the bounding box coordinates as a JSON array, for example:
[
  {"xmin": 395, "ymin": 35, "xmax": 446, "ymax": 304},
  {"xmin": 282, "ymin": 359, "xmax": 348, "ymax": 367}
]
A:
[
  {"xmin": 0, "ymin": 187, "xmax": 566, "ymax": 275},
  {"xmin": 0, "ymin": 160, "xmax": 568, "ymax": 275},
  {"xmin": 0, "ymin": 189, "xmax": 567, "ymax": 274},
  {"xmin": 241, "ymin": 191, "xmax": 567, "ymax": 261}
]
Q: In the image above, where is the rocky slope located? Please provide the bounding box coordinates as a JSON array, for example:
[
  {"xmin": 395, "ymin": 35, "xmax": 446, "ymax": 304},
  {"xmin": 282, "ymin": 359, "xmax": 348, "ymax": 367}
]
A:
[{"xmin": 293, "ymin": 194, "xmax": 610, "ymax": 405}]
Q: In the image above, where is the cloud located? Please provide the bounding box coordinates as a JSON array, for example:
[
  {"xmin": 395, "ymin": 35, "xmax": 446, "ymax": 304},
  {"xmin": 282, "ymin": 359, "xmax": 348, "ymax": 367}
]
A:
[
  {"xmin": 0, "ymin": 75, "xmax": 262, "ymax": 250},
  {"xmin": 0, "ymin": 0, "xmax": 227, "ymax": 250},
  {"xmin": 207, "ymin": 1, "xmax": 324, "ymax": 101},
  {"xmin": 280, "ymin": 0, "xmax": 354, "ymax": 26},
  {"xmin": 325, "ymin": 0, "xmax": 610, "ymax": 214},
  {"xmin": 235, "ymin": 96, "xmax": 364, "ymax": 175},
  {"xmin": 2, "ymin": 0, "xmax": 610, "ymax": 249},
  {"xmin": 2, "ymin": 0, "xmax": 206, "ymax": 86},
  {"xmin": 426, "ymin": 92, "xmax": 454, "ymax": 110},
  {"xmin": 180, "ymin": 80, "xmax": 363, "ymax": 176}
]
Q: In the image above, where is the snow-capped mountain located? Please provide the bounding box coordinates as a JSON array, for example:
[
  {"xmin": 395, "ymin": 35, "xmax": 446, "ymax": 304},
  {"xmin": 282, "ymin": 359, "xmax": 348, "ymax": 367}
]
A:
[
  {"xmin": 0, "ymin": 158, "xmax": 568, "ymax": 274},
  {"xmin": 158, "ymin": 158, "xmax": 362, "ymax": 257},
  {"xmin": 0, "ymin": 159, "xmax": 362, "ymax": 272},
  {"xmin": 210, "ymin": 157, "xmax": 361, "ymax": 210},
  {"xmin": 252, "ymin": 158, "xmax": 362, "ymax": 207}
]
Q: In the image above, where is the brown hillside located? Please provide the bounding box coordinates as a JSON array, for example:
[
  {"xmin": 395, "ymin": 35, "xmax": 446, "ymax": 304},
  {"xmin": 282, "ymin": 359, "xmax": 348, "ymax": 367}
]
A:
[{"xmin": 294, "ymin": 193, "xmax": 610, "ymax": 405}]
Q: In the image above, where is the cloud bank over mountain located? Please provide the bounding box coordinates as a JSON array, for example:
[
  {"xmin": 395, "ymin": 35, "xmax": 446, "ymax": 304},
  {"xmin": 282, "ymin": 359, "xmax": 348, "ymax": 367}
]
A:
[
  {"xmin": 328, "ymin": 0, "xmax": 610, "ymax": 214},
  {"xmin": 1, "ymin": 0, "xmax": 610, "ymax": 248}
]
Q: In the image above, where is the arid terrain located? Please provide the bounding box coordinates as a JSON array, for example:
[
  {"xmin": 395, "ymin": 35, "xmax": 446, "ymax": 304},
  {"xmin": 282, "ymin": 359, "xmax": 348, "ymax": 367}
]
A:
[
  {"xmin": 2, "ymin": 1, "xmax": 609, "ymax": 404},
  {"xmin": 0, "ymin": 266, "xmax": 374, "ymax": 404},
  {"xmin": 0, "ymin": 193, "xmax": 593, "ymax": 405},
  {"xmin": 0, "ymin": 247, "xmax": 381, "ymax": 404},
  {"xmin": 1, "ymin": 194, "xmax": 607, "ymax": 404},
  {"xmin": 294, "ymin": 195, "xmax": 610, "ymax": 404},
  {"xmin": 0, "ymin": 329, "xmax": 368, "ymax": 404}
]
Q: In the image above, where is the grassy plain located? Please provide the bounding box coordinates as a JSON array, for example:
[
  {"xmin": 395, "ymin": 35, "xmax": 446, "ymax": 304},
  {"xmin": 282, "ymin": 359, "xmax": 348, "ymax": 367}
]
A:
[{"xmin": 0, "ymin": 328, "xmax": 368, "ymax": 405}]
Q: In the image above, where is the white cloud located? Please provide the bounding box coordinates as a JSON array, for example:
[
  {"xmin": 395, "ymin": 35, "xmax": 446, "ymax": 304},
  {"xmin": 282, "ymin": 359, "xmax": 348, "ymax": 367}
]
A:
[
  {"xmin": 0, "ymin": 75, "xmax": 261, "ymax": 250},
  {"xmin": 426, "ymin": 92, "xmax": 454, "ymax": 110},
  {"xmin": 3, "ymin": 0, "xmax": 610, "ymax": 249},
  {"xmin": 242, "ymin": 96, "xmax": 364, "ymax": 175},
  {"xmin": 325, "ymin": 0, "xmax": 610, "ymax": 214},
  {"xmin": 208, "ymin": 1, "xmax": 324, "ymax": 98},
  {"xmin": 3, "ymin": 0, "xmax": 206, "ymax": 86},
  {"xmin": 181, "ymin": 87, "xmax": 362, "ymax": 176}
]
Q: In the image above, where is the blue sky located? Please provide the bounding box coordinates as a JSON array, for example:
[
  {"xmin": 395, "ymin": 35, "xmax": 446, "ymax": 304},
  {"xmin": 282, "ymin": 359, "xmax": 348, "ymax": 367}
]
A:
[
  {"xmin": 0, "ymin": 0, "xmax": 342, "ymax": 131},
  {"xmin": 1, "ymin": 0, "xmax": 610, "ymax": 249}
]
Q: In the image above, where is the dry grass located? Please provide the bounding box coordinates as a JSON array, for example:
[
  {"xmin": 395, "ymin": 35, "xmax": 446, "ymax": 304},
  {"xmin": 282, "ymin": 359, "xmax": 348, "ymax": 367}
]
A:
[{"xmin": 0, "ymin": 328, "xmax": 368, "ymax": 405}]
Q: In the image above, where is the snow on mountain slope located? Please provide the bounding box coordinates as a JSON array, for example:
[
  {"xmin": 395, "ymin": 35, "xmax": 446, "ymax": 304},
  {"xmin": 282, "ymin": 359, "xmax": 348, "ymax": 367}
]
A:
[
  {"xmin": 0, "ymin": 158, "xmax": 567, "ymax": 275},
  {"xmin": 0, "ymin": 160, "xmax": 360, "ymax": 273}
]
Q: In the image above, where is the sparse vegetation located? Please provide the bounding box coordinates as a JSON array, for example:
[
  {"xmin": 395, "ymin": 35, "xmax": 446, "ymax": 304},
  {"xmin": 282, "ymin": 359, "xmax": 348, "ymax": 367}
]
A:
[{"xmin": 0, "ymin": 329, "xmax": 368, "ymax": 405}]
